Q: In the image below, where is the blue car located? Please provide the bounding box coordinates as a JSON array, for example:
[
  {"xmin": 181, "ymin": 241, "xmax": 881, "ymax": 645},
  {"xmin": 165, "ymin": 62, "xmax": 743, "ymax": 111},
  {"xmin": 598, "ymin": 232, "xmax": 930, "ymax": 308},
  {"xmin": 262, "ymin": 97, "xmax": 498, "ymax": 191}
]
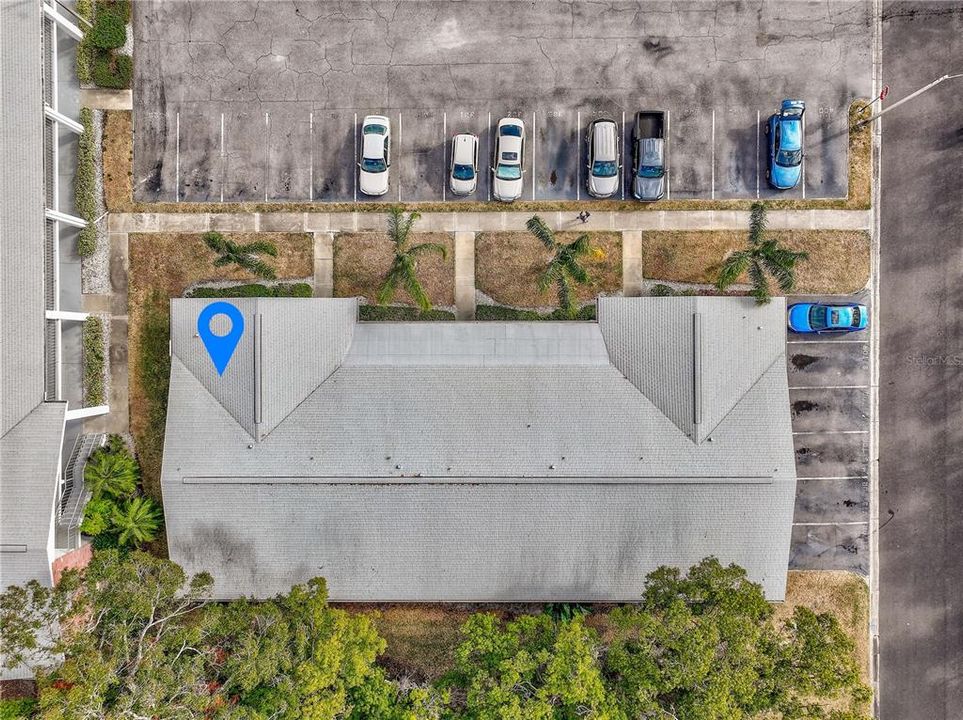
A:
[
  {"xmin": 788, "ymin": 303, "xmax": 868, "ymax": 334},
  {"xmin": 766, "ymin": 100, "xmax": 805, "ymax": 190}
]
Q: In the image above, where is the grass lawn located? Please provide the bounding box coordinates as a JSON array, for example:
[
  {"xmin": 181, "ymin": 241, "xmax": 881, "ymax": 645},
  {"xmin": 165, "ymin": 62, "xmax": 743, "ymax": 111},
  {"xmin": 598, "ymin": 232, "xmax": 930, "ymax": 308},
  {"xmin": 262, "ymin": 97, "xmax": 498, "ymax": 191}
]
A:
[
  {"xmin": 333, "ymin": 232, "xmax": 455, "ymax": 307},
  {"xmin": 640, "ymin": 229, "xmax": 870, "ymax": 294},
  {"xmin": 475, "ymin": 231, "xmax": 622, "ymax": 308},
  {"xmin": 103, "ymin": 110, "xmax": 133, "ymax": 212},
  {"xmin": 127, "ymin": 232, "xmax": 313, "ymax": 501}
]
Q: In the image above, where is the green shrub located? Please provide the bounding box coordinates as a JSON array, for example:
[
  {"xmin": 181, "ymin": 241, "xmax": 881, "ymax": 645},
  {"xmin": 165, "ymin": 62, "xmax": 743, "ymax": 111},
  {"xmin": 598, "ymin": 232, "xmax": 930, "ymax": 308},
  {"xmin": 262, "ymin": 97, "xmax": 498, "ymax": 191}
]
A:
[
  {"xmin": 97, "ymin": 0, "xmax": 131, "ymax": 23},
  {"xmin": 0, "ymin": 699, "xmax": 37, "ymax": 720},
  {"xmin": 475, "ymin": 304, "xmax": 596, "ymax": 321},
  {"xmin": 650, "ymin": 283, "xmax": 697, "ymax": 297},
  {"xmin": 136, "ymin": 292, "xmax": 171, "ymax": 500},
  {"xmin": 92, "ymin": 51, "xmax": 132, "ymax": 89},
  {"xmin": 75, "ymin": 108, "xmax": 98, "ymax": 257},
  {"xmin": 187, "ymin": 282, "xmax": 313, "ymax": 299},
  {"xmin": 82, "ymin": 315, "xmax": 106, "ymax": 405},
  {"xmin": 89, "ymin": 8, "xmax": 126, "ymax": 49},
  {"xmin": 79, "ymin": 497, "xmax": 117, "ymax": 536},
  {"xmin": 76, "ymin": 0, "xmax": 94, "ymax": 84},
  {"xmin": 359, "ymin": 305, "xmax": 456, "ymax": 322}
]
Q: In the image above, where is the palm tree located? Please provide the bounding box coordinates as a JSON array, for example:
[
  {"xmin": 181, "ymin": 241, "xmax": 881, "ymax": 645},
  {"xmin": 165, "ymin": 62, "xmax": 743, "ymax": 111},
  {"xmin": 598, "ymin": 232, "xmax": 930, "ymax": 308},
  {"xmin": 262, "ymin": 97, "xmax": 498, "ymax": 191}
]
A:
[
  {"xmin": 203, "ymin": 231, "xmax": 278, "ymax": 280},
  {"xmin": 111, "ymin": 497, "xmax": 164, "ymax": 547},
  {"xmin": 377, "ymin": 206, "xmax": 447, "ymax": 311},
  {"xmin": 526, "ymin": 215, "xmax": 594, "ymax": 318},
  {"xmin": 715, "ymin": 203, "xmax": 809, "ymax": 304},
  {"xmin": 84, "ymin": 446, "xmax": 139, "ymax": 500}
]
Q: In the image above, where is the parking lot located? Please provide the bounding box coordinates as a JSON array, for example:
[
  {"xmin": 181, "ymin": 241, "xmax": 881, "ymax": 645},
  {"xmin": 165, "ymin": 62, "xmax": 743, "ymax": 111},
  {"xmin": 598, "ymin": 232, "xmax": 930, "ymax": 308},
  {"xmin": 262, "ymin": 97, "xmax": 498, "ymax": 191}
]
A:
[
  {"xmin": 133, "ymin": 0, "xmax": 872, "ymax": 204},
  {"xmin": 786, "ymin": 291, "xmax": 872, "ymax": 575}
]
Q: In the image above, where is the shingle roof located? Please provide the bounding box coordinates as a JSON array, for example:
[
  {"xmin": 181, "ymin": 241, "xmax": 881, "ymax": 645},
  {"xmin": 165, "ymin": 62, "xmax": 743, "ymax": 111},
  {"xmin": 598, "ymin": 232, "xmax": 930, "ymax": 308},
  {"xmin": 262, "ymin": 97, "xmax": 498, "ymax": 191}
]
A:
[
  {"xmin": 162, "ymin": 297, "xmax": 796, "ymax": 601},
  {"xmin": 1, "ymin": 0, "xmax": 47, "ymax": 437}
]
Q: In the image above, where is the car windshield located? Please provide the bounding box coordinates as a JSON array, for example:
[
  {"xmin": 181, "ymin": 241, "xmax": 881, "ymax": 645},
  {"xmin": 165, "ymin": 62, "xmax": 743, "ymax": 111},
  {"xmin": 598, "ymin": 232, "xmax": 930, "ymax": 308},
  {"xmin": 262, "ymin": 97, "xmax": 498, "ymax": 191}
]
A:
[
  {"xmin": 637, "ymin": 165, "xmax": 664, "ymax": 179},
  {"xmin": 452, "ymin": 163, "xmax": 475, "ymax": 181},
  {"xmin": 361, "ymin": 157, "xmax": 387, "ymax": 173},
  {"xmin": 496, "ymin": 164, "xmax": 521, "ymax": 180},
  {"xmin": 851, "ymin": 307, "xmax": 861, "ymax": 326},
  {"xmin": 808, "ymin": 306, "xmax": 828, "ymax": 330},
  {"xmin": 500, "ymin": 125, "xmax": 522, "ymax": 137},
  {"xmin": 776, "ymin": 149, "xmax": 802, "ymax": 167},
  {"xmin": 362, "ymin": 124, "xmax": 386, "ymax": 135},
  {"xmin": 592, "ymin": 160, "xmax": 618, "ymax": 178}
]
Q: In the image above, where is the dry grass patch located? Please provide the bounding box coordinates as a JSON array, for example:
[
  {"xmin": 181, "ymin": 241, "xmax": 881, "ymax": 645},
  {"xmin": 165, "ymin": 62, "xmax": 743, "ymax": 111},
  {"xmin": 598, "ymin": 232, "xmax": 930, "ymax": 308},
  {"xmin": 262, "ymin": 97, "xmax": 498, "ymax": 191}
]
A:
[
  {"xmin": 476, "ymin": 231, "xmax": 622, "ymax": 308},
  {"xmin": 333, "ymin": 232, "xmax": 455, "ymax": 307},
  {"xmin": 640, "ymin": 229, "xmax": 870, "ymax": 294},
  {"xmin": 127, "ymin": 232, "xmax": 312, "ymax": 500},
  {"xmin": 103, "ymin": 110, "xmax": 134, "ymax": 212}
]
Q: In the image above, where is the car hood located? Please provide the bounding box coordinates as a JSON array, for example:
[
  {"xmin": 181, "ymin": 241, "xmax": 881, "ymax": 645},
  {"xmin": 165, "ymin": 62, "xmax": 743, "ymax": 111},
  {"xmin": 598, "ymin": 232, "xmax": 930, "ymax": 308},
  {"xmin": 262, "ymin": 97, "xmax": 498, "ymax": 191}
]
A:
[
  {"xmin": 771, "ymin": 161, "xmax": 801, "ymax": 190},
  {"xmin": 359, "ymin": 170, "xmax": 389, "ymax": 196},
  {"xmin": 450, "ymin": 176, "xmax": 476, "ymax": 195},
  {"xmin": 633, "ymin": 174, "xmax": 665, "ymax": 201},
  {"xmin": 788, "ymin": 304, "xmax": 812, "ymax": 331},
  {"xmin": 640, "ymin": 138, "xmax": 664, "ymax": 167},
  {"xmin": 588, "ymin": 173, "xmax": 619, "ymax": 198},
  {"xmin": 493, "ymin": 176, "xmax": 523, "ymax": 201}
]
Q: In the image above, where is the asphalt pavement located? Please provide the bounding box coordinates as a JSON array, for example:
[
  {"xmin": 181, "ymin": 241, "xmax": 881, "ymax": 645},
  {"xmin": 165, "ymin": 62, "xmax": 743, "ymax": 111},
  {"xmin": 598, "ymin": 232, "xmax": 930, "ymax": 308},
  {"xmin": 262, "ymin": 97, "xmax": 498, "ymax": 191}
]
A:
[{"xmin": 878, "ymin": 4, "xmax": 963, "ymax": 719}]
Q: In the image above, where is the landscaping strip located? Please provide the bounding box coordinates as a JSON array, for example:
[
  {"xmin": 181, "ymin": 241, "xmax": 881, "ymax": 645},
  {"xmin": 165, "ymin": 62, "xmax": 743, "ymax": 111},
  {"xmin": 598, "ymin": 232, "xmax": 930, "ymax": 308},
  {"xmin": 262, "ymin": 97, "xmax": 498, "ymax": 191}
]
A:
[
  {"xmin": 82, "ymin": 314, "xmax": 108, "ymax": 407},
  {"xmin": 475, "ymin": 304, "xmax": 597, "ymax": 321},
  {"xmin": 187, "ymin": 282, "xmax": 312, "ymax": 298},
  {"xmin": 358, "ymin": 305, "xmax": 455, "ymax": 321},
  {"xmin": 75, "ymin": 107, "xmax": 98, "ymax": 257}
]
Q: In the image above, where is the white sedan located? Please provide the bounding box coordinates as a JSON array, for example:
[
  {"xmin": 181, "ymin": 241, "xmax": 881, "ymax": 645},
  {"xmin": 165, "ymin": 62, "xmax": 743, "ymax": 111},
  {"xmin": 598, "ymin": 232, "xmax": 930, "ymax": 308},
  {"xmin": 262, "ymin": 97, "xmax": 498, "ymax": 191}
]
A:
[
  {"xmin": 492, "ymin": 118, "xmax": 525, "ymax": 202},
  {"xmin": 449, "ymin": 133, "xmax": 479, "ymax": 195},
  {"xmin": 359, "ymin": 115, "xmax": 391, "ymax": 196}
]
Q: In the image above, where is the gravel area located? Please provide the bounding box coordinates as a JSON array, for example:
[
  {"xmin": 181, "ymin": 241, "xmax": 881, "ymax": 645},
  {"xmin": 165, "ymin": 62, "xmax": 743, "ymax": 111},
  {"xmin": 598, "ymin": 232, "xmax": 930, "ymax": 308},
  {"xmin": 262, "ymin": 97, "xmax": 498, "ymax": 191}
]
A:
[{"xmin": 81, "ymin": 109, "xmax": 110, "ymax": 294}]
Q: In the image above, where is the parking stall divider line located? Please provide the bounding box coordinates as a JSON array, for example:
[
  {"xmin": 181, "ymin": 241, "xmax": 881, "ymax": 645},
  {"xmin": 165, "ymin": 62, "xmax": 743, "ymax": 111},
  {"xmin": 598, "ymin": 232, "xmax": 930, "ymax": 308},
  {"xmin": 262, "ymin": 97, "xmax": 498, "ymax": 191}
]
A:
[
  {"xmin": 353, "ymin": 113, "xmax": 358, "ymax": 202},
  {"xmin": 793, "ymin": 521, "xmax": 870, "ymax": 527},
  {"xmin": 175, "ymin": 110, "xmax": 180, "ymax": 202},
  {"xmin": 532, "ymin": 110, "xmax": 536, "ymax": 201},
  {"xmin": 801, "ymin": 110, "xmax": 807, "ymax": 199},
  {"xmin": 621, "ymin": 110, "xmax": 626, "ymax": 200},
  {"xmin": 793, "ymin": 430, "xmax": 870, "ymax": 435},
  {"xmin": 711, "ymin": 109, "xmax": 716, "ymax": 200},
  {"xmin": 309, "ymin": 112, "xmax": 314, "ymax": 202},
  {"xmin": 487, "ymin": 112, "xmax": 492, "ymax": 202},
  {"xmin": 787, "ymin": 338, "xmax": 870, "ymax": 344},
  {"xmin": 665, "ymin": 110, "xmax": 671, "ymax": 201},
  {"xmin": 442, "ymin": 111, "xmax": 447, "ymax": 202},
  {"xmin": 264, "ymin": 112, "xmax": 269, "ymax": 202},
  {"xmin": 220, "ymin": 112, "xmax": 225, "ymax": 203},
  {"xmin": 576, "ymin": 111, "xmax": 580, "ymax": 201},
  {"xmin": 756, "ymin": 110, "xmax": 760, "ymax": 198},
  {"xmin": 789, "ymin": 384, "xmax": 870, "ymax": 390},
  {"xmin": 798, "ymin": 476, "xmax": 870, "ymax": 481}
]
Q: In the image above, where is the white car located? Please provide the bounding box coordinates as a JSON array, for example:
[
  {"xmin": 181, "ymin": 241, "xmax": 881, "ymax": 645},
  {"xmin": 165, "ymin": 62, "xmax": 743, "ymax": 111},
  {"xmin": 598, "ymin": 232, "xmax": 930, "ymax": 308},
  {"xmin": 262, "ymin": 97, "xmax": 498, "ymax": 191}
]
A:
[
  {"xmin": 359, "ymin": 115, "xmax": 391, "ymax": 196},
  {"xmin": 449, "ymin": 133, "xmax": 479, "ymax": 195},
  {"xmin": 586, "ymin": 118, "xmax": 620, "ymax": 198},
  {"xmin": 492, "ymin": 118, "xmax": 525, "ymax": 202}
]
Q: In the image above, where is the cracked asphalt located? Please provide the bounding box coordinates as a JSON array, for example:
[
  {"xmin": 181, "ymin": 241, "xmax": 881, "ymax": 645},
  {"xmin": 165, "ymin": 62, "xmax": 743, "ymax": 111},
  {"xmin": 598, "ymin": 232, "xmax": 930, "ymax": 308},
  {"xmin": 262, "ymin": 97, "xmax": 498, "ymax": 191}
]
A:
[
  {"xmin": 132, "ymin": 0, "xmax": 872, "ymax": 203},
  {"xmin": 786, "ymin": 290, "xmax": 872, "ymax": 575}
]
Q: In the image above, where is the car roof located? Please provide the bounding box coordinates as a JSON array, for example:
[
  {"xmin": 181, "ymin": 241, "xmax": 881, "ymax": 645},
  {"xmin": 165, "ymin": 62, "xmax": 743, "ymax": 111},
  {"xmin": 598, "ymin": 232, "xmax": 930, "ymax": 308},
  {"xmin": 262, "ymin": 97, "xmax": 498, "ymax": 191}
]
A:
[
  {"xmin": 362, "ymin": 133, "xmax": 385, "ymax": 158},
  {"xmin": 779, "ymin": 119, "xmax": 802, "ymax": 150},
  {"xmin": 362, "ymin": 115, "xmax": 390, "ymax": 128},
  {"xmin": 590, "ymin": 120, "xmax": 618, "ymax": 162},
  {"xmin": 498, "ymin": 133, "xmax": 522, "ymax": 161},
  {"xmin": 452, "ymin": 134, "xmax": 476, "ymax": 163}
]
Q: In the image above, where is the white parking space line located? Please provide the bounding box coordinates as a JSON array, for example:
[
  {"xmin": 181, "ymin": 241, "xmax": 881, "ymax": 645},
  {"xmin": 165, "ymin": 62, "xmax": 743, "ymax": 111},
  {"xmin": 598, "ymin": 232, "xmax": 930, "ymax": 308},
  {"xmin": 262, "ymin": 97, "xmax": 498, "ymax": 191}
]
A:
[
  {"xmin": 264, "ymin": 112, "xmax": 270, "ymax": 202},
  {"xmin": 353, "ymin": 112, "xmax": 358, "ymax": 202},
  {"xmin": 793, "ymin": 430, "xmax": 870, "ymax": 435},
  {"xmin": 789, "ymin": 384, "xmax": 870, "ymax": 390},
  {"xmin": 532, "ymin": 110, "xmax": 536, "ymax": 201},
  {"xmin": 398, "ymin": 112, "xmax": 402, "ymax": 202},
  {"xmin": 442, "ymin": 111, "xmax": 447, "ymax": 201},
  {"xmin": 787, "ymin": 338, "xmax": 870, "ymax": 344},
  {"xmin": 755, "ymin": 110, "xmax": 760, "ymax": 199},
  {"xmin": 801, "ymin": 110, "xmax": 807, "ymax": 199},
  {"xmin": 621, "ymin": 110, "xmax": 626, "ymax": 200},
  {"xmin": 665, "ymin": 109, "xmax": 671, "ymax": 201},
  {"xmin": 219, "ymin": 112, "xmax": 225, "ymax": 202},
  {"xmin": 175, "ymin": 110, "xmax": 180, "ymax": 202},
  {"xmin": 794, "ymin": 521, "xmax": 869, "ymax": 527},
  {"xmin": 487, "ymin": 111, "xmax": 492, "ymax": 202},
  {"xmin": 710, "ymin": 108, "xmax": 715, "ymax": 200},
  {"xmin": 800, "ymin": 476, "xmax": 869, "ymax": 481},
  {"xmin": 576, "ymin": 110, "xmax": 580, "ymax": 201},
  {"xmin": 309, "ymin": 112, "xmax": 314, "ymax": 201}
]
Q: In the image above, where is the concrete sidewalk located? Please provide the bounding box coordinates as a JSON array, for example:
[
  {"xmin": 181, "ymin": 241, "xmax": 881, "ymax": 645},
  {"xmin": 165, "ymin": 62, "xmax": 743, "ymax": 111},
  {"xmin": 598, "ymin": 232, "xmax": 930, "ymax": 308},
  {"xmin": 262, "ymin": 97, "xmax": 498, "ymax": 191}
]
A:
[{"xmin": 107, "ymin": 208, "xmax": 872, "ymax": 235}]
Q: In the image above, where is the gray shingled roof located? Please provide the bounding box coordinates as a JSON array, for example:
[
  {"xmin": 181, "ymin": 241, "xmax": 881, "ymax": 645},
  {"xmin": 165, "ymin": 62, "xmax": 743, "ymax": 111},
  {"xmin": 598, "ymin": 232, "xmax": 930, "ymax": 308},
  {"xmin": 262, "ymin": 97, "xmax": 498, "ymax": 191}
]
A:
[{"xmin": 162, "ymin": 297, "xmax": 796, "ymax": 601}]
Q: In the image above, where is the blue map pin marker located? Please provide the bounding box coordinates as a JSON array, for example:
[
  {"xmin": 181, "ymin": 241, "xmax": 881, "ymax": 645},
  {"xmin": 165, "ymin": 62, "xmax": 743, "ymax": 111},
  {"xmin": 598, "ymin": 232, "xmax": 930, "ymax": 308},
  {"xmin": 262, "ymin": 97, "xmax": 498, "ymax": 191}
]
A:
[{"xmin": 197, "ymin": 301, "xmax": 244, "ymax": 376}]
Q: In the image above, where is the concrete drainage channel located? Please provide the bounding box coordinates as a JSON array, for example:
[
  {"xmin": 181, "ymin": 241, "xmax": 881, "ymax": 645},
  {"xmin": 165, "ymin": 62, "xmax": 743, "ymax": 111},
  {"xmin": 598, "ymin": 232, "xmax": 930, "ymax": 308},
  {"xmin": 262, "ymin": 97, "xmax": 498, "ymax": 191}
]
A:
[{"xmin": 786, "ymin": 289, "xmax": 872, "ymax": 575}]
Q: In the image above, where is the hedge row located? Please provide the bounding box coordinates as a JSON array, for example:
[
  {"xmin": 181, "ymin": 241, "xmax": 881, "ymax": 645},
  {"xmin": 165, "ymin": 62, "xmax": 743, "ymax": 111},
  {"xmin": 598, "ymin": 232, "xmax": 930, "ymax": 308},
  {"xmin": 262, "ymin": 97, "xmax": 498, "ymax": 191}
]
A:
[
  {"xmin": 475, "ymin": 304, "xmax": 597, "ymax": 321},
  {"xmin": 75, "ymin": 107, "xmax": 98, "ymax": 258},
  {"xmin": 359, "ymin": 305, "xmax": 456, "ymax": 321},
  {"xmin": 187, "ymin": 282, "xmax": 313, "ymax": 298},
  {"xmin": 82, "ymin": 315, "xmax": 107, "ymax": 406},
  {"xmin": 80, "ymin": 0, "xmax": 133, "ymax": 89}
]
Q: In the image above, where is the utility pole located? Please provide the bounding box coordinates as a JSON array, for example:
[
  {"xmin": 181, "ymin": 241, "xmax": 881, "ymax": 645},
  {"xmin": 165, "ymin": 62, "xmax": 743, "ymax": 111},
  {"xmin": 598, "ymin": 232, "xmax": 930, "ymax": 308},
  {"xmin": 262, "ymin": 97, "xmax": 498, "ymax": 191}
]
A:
[{"xmin": 856, "ymin": 73, "xmax": 963, "ymax": 127}]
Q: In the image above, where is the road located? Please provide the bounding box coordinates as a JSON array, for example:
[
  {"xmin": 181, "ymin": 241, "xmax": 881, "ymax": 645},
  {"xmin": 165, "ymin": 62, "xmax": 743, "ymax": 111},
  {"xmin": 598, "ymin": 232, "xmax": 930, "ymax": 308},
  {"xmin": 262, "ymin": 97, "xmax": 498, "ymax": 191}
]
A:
[{"xmin": 878, "ymin": 3, "xmax": 963, "ymax": 719}]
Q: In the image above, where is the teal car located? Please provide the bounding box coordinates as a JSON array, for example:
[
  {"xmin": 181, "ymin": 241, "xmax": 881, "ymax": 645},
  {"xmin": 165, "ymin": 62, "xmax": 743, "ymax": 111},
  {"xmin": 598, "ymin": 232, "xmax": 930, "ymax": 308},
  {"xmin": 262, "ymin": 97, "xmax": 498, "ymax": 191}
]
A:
[
  {"xmin": 788, "ymin": 303, "xmax": 868, "ymax": 334},
  {"xmin": 766, "ymin": 100, "xmax": 805, "ymax": 190}
]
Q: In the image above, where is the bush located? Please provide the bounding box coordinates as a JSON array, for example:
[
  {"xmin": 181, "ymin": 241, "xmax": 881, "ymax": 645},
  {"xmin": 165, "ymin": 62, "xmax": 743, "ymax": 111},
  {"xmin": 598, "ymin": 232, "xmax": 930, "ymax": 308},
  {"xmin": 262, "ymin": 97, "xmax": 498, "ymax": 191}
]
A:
[
  {"xmin": 75, "ymin": 108, "xmax": 98, "ymax": 257},
  {"xmin": 359, "ymin": 305, "xmax": 455, "ymax": 322},
  {"xmin": 92, "ymin": 51, "xmax": 132, "ymax": 89},
  {"xmin": 89, "ymin": 8, "xmax": 126, "ymax": 49},
  {"xmin": 82, "ymin": 315, "xmax": 106, "ymax": 406},
  {"xmin": 76, "ymin": 0, "xmax": 94, "ymax": 84},
  {"xmin": 79, "ymin": 497, "xmax": 117, "ymax": 536},
  {"xmin": 0, "ymin": 699, "xmax": 37, "ymax": 720},
  {"xmin": 650, "ymin": 283, "xmax": 697, "ymax": 297},
  {"xmin": 187, "ymin": 282, "xmax": 313, "ymax": 299},
  {"xmin": 475, "ymin": 304, "xmax": 597, "ymax": 321},
  {"xmin": 97, "ymin": 0, "xmax": 131, "ymax": 23}
]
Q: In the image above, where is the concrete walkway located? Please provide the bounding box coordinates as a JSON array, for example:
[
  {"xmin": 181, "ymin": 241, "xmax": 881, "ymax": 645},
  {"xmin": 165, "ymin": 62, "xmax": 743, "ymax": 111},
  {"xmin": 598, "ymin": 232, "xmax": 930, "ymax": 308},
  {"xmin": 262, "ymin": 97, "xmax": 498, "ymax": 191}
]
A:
[{"xmin": 80, "ymin": 88, "xmax": 133, "ymax": 110}]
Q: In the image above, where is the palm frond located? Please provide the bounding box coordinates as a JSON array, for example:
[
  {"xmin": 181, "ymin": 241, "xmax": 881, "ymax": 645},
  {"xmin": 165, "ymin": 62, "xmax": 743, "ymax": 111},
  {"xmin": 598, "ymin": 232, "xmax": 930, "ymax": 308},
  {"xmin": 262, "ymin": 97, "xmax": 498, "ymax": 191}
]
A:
[
  {"xmin": 716, "ymin": 251, "xmax": 751, "ymax": 290},
  {"xmin": 538, "ymin": 262, "xmax": 561, "ymax": 294},
  {"xmin": 386, "ymin": 206, "xmax": 405, "ymax": 248},
  {"xmin": 400, "ymin": 209, "xmax": 422, "ymax": 242},
  {"xmin": 407, "ymin": 242, "xmax": 447, "ymax": 261},
  {"xmin": 240, "ymin": 240, "xmax": 279, "ymax": 257},
  {"xmin": 404, "ymin": 269, "xmax": 432, "ymax": 311},
  {"xmin": 556, "ymin": 273, "xmax": 576, "ymax": 317},
  {"xmin": 526, "ymin": 215, "xmax": 556, "ymax": 251},
  {"xmin": 202, "ymin": 231, "xmax": 228, "ymax": 254},
  {"xmin": 566, "ymin": 234, "xmax": 592, "ymax": 257},
  {"xmin": 748, "ymin": 261, "xmax": 771, "ymax": 304},
  {"xmin": 377, "ymin": 263, "xmax": 404, "ymax": 305},
  {"xmin": 563, "ymin": 256, "xmax": 590, "ymax": 285},
  {"xmin": 748, "ymin": 203, "xmax": 768, "ymax": 246},
  {"xmin": 212, "ymin": 256, "xmax": 233, "ymax": 268},
  {"xmin": 241, "ymin": 257, "xmax": 277, "ymax": 280}
]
